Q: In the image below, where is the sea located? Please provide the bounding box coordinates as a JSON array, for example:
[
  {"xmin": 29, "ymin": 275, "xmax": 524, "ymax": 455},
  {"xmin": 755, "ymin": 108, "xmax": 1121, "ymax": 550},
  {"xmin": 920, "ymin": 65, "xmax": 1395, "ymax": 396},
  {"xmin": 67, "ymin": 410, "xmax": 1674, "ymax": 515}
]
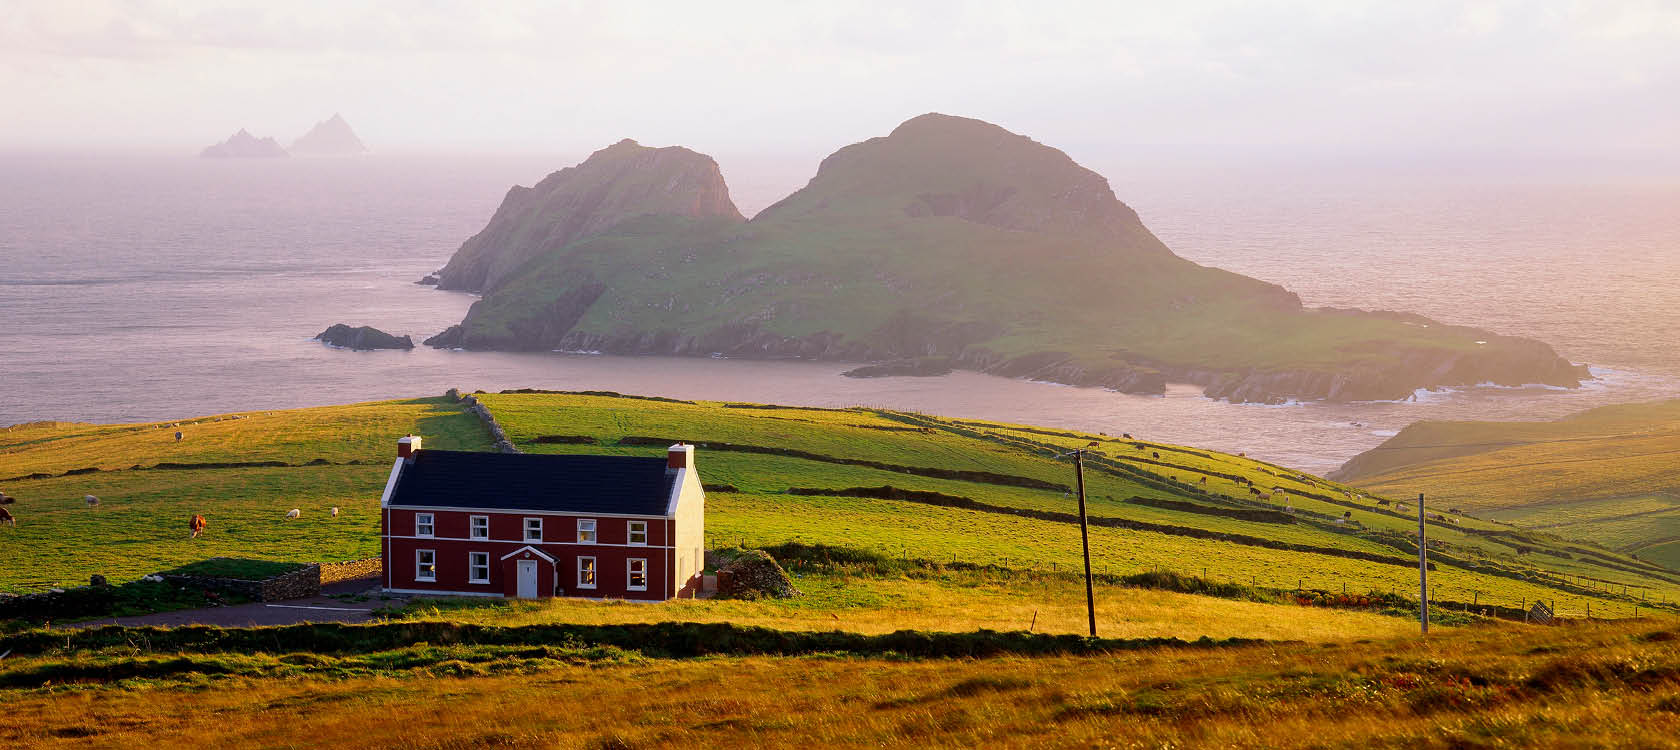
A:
[{"xmin": 3, "ymin": 153, "xmax": 1677, "ymax": 474}]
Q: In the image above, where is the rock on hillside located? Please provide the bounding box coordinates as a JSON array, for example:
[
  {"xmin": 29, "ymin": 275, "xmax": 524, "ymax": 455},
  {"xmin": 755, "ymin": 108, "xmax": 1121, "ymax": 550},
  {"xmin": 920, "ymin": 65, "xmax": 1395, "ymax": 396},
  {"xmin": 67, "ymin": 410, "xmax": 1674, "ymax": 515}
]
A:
[
  {"xmin": 200, "ymin": 129, "xmax": 288, "ymax": 158},
  {"xmin": 314, "ymin": 324, "xmax": 413, "ymax": 351},
  {"xmin": 433, "ymin": 139, "xmax": 744, "ymax": 293},
  {"xmin": 290, "ymin": 113, "xmax": 368, "ymax": 156},
  {"xmin": 423, "ymin": 114, "xmax": 1585, "ymax": 404}
]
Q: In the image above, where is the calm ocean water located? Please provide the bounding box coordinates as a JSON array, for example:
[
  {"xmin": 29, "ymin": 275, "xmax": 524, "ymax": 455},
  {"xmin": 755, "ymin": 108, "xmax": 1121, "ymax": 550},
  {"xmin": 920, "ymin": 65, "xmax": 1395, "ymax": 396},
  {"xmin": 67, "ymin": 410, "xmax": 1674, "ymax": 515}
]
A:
[{"xmin": 2, "ymin": 154, "xmax": 1677, "ymax": 473}]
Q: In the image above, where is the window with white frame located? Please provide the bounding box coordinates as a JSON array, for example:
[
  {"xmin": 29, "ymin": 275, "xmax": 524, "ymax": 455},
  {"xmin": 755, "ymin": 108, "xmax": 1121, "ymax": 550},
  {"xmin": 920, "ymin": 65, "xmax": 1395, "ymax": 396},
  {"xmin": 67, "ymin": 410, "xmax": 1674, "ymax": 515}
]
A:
[
  {"xmin": 576, "ymin": 518, "xmax": 597, "ymax": 543},
  {"xmin": 627, "ymin": 558, "xmax": 648, "ymax": 591},
  {"xmin": 577, "ymin": 556, "xmax": 597, "ymax": 589},
  {"xmin": 415, "ymin": 549, "xmax": 436, "ymax": 581},
  {"xmin": 469, "ymin": 515, "xmax": 489, "ymax": 539},
  {"xmin": 468, "ymin": 552, "xmax": 490, "ymax": 583},
  {"xmin": 524, "ymin": 517, "xmax": 542, "ymax": 542},
  {"xmin": 414, "ymin": 513, "xmax": 434, "ymax": 537},
  {"xmin": 627, "ymin": 520, "xmax": 647, "ymax": 546}
]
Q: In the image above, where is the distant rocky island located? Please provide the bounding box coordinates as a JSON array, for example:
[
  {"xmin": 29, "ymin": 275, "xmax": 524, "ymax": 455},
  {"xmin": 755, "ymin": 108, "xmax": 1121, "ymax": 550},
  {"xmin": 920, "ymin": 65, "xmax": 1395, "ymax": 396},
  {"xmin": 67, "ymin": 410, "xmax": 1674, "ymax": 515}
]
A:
[
  {"xmin": 199, "ymin": 115, "xmax": 367, "ymax": 158},
  {"xmin": 291, "ymin": 113, "xmax": 368, "ymax": 156},
  {"xmin": 420, "ymin": 113, "xmax": 1588, "ymax": 404},
  {"xmin": 315, "ymin": 324, "xmax": 413, "ymax": 350},
  {"xmin": 200, "ymin": 129, "xmax": 287, "ymax": 158}
]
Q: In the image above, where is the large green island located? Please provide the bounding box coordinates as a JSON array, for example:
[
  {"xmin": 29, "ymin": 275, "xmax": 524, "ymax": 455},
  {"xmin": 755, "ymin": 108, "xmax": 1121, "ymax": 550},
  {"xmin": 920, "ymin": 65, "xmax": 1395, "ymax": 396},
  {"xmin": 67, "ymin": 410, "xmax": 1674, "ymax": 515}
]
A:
[{"xmin": 425, "ymin": 114, "xmax": 1585, "ymax": 404}]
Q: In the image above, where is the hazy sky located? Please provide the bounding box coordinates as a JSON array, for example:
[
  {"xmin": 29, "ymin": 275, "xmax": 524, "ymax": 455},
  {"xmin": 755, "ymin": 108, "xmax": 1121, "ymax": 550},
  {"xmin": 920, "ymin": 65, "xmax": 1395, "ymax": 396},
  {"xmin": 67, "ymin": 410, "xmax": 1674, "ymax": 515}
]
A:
[{"xmin": 4, "ymin": 0, "xmax": 1677, "ymax": 172}]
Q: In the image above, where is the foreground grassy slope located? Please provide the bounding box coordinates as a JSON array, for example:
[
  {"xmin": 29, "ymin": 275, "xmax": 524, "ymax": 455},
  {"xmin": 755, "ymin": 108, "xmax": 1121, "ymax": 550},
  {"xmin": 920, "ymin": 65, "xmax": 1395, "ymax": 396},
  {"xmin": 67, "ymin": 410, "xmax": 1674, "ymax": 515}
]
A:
[
  {"xmin": 1335, "ymin": 399, "xmax": 1680, "ymax": 563},
  {"xmin": 3, "ymin": 618, "xmax": 1678, "ymax": 748}
]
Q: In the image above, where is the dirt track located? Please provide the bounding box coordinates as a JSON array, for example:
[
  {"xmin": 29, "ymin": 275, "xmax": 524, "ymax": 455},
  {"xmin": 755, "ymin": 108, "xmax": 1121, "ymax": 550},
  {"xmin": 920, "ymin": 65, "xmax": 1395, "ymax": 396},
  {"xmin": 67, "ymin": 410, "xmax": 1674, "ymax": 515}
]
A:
[{"xmin": 68, "ymin": 574, "xmax": 403, "ymax": 629}]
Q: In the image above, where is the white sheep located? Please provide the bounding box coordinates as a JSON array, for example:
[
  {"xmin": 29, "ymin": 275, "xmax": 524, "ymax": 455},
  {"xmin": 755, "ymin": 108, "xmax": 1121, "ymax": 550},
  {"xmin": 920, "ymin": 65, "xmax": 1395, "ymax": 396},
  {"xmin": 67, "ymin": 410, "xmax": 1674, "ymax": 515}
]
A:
[
  {"xmin": 285, "ymin": 509, "xmax": 301, "ymax": 519},
  {"xmin": 331, "ymin": 506, "xmax": 340, "ymax": 518}
]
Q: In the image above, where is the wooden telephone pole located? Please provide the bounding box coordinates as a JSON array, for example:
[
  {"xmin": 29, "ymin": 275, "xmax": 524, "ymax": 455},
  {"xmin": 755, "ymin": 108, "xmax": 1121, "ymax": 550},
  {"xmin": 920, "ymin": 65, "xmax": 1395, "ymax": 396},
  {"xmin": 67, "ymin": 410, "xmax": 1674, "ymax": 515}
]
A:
[
  {"xmin": 1419, "ymin": 492, "xmax": 1429, "ymax": 636},
  {"xmin": 1074, "ymin": 450, "xmax": 1097, "ymax": 637}
]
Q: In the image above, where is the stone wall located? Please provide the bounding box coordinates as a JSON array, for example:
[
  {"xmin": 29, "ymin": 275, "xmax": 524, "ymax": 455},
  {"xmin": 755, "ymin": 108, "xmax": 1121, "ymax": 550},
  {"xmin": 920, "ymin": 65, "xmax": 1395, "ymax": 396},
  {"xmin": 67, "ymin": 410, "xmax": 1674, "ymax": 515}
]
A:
[
  {"xmin": 320, "ymin": 557, "xmax": 382, "ymax": 585},
  {"xmin": 161, "ymin": 564, "xmax": 321, "ymax": 602},
  {"xmin": 453, "ymin": 390, "xmax": 519, "ymax": 453}
]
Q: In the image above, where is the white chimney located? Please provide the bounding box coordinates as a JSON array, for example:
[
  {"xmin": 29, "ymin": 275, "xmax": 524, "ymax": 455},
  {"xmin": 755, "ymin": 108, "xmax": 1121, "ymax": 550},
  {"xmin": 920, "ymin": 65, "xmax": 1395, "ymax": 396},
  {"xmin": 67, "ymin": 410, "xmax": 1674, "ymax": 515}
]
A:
[
  {"xmin": 667, "ymin": 442, "xmax": 694, "ymax": 470},
  {"xmin": 398, "ymin": 434, "xmax": 422, "ymax": 460}
]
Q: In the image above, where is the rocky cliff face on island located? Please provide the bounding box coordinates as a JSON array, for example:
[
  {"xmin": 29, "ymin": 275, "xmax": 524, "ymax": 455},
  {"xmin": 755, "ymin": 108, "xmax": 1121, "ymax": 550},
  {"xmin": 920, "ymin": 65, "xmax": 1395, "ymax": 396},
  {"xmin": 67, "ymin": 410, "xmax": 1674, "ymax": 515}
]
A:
[
  {"xmin": 200, "ymin": 129, "xmax": 288, "ymax": 158},
  {"xmin": 422, "ymin": 113, "xmax": 1587, "ymax": 404},
  {"xmin": 432, "ymin": 139, "xmax": 744, "ymax": 294},
  {"xmin": 291, "ymin": 114, "xmax": 368, "ymax": 156},
  {"xmin": 315, "ymin": 324, "xmax": 413, "ymax": 350}
]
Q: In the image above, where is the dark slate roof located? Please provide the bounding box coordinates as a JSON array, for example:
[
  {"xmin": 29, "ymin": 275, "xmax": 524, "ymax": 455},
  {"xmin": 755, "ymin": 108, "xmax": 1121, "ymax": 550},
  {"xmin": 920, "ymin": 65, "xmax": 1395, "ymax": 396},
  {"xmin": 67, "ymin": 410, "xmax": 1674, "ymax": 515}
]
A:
[{"xmin": 388, "ymin": 450, "xmax": 676, "ymax": 516}]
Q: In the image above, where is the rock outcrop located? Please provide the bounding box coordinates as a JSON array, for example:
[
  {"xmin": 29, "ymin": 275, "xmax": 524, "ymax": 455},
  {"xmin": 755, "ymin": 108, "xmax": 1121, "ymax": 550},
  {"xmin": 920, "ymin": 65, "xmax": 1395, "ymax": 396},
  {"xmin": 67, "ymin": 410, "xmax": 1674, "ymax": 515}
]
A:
[
  {"xmin": 200, "ymin": 129, "xmax": 288, "ymax": 158},
  {"xmin": 314, "ymin": 324, "xmax": 414, "ymax": 351},
  {"xmin": 291, "ymin": 113, "xmax": 368, "ymax": 156}
]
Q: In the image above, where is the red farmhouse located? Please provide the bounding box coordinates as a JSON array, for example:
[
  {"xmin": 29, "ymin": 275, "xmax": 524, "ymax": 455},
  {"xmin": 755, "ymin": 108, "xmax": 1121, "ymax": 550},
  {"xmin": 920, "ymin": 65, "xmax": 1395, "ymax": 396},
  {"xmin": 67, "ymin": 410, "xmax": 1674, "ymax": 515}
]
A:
[{"xmin": 380, "ymin": 436, "xmax": 706, "ymax": 600}]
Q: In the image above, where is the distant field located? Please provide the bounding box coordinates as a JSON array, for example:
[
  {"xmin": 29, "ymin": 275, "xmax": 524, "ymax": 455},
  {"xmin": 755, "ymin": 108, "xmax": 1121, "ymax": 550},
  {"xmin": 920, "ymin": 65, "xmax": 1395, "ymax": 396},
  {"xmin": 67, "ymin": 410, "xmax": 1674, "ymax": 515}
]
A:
[
  {"xmin": 0, "ymin": 397, "xmax": 491, "ymax": 589},
  {"xmin": 1336, "ymin": 399, "xmax": 1680, "ymax": 562}
]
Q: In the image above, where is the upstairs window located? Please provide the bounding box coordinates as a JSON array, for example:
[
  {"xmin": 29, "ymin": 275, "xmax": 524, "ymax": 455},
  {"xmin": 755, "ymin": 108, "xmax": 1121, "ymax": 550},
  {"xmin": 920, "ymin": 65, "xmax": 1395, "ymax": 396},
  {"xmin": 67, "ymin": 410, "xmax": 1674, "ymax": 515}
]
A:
[
  {"xmin": 577, "ymin": 556, "xmax": 597, "ymax": 589},
  {"xmin": 524, "ymin": 517, "xmax": 543, "ymax": 542},
  {"xmin": 415, "ymin": 550, "xmax": 436, "ymax": 582},
  {"xmin": 469, "ymin": 515, "xmax": 489, "ymax": 540},
  {"xmin": 577, "ymin": 518, "xmax": 597, "ymax": 543},
  {"xmin": 415, "ymin": 513, "xmax": 434, "ymax": 538},
  {"xmin": 468, "ymin": 552, "xmax": 490, "ymax": 584},
  {"xmin": 627, "ymin": 520, "xmax": 648, "ymax": 546},
  {"xmin": 627, "ymin": 558, "xmax": 648, "ymax": 591}
]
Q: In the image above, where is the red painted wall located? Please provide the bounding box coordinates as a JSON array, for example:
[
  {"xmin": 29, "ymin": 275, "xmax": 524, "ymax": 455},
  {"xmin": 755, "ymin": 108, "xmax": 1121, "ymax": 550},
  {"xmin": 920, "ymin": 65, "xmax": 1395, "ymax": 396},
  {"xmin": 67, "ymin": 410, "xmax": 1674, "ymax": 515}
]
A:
[{"xmin": 382, "ymin": 507, "xmax": 681, "ymax": 600}]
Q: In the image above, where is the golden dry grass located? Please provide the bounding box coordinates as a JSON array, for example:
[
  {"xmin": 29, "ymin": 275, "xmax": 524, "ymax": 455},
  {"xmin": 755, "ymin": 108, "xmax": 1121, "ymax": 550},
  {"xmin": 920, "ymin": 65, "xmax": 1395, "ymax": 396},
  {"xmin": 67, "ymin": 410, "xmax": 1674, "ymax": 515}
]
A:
[
  {"xmin": 5, "ymin": 619, "xmax": 1678, "ymax": 749},
  {"xmin": 401, "ymin": 572, "xmax": 1428, "ymax": 642}
]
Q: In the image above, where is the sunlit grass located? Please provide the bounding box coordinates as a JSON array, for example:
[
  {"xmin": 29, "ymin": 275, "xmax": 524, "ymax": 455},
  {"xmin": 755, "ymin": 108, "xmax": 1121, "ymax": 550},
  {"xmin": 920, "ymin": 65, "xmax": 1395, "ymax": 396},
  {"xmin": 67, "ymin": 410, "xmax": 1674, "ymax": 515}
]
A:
[{"xmin": 3, "ymin": 619, "xmax": 1677, "ymax": 749}]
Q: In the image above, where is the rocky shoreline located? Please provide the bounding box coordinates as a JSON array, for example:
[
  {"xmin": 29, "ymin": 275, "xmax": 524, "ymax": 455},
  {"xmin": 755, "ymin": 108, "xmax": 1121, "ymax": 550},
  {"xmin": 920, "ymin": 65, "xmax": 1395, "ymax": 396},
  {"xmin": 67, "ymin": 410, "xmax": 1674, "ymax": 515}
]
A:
[{"xmin": 423, "ymin": 322, "xmax": 1587, "ymax": 405}]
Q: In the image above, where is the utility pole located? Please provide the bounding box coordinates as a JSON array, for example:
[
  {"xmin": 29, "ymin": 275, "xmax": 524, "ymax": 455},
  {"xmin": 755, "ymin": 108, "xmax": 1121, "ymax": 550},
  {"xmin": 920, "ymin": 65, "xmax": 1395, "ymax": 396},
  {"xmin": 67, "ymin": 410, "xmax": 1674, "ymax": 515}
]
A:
[
  {"xmin": 1075, "ymin": 449, "xmax": 1097, "ymax": 637},
  {"xmin": 1419, "ymin": 492, "xmax": 1429, "ymax": 636}
]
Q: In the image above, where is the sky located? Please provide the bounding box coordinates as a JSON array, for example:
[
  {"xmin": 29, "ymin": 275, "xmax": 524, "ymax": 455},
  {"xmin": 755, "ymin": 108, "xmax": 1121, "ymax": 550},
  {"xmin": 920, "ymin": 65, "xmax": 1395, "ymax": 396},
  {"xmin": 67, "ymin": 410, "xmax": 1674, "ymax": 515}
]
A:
[{"xmin": 3, "ymin": 0, "xmax": 1678, "ymax": 180}]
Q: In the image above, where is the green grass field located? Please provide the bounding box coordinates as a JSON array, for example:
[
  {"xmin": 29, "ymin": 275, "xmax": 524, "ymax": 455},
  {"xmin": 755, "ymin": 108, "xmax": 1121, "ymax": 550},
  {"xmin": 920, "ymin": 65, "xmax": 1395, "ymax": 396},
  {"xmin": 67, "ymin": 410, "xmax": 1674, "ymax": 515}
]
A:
[
  {"xmin": 1336, "ymin": 399, "xmax": 1680, "ymax": 563},
  {"xmin": 4, "ymin": 390, "xmax": 1676, "ymax": 622}
]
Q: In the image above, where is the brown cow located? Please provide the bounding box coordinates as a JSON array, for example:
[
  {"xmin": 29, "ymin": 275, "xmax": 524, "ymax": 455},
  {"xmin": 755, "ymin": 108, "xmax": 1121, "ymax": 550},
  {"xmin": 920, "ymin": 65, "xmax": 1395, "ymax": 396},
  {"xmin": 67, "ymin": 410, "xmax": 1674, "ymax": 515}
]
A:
[
  {"xmin": 190, "ymin": 514, "xmax": 207, "ymax": 539},
  {"xmin": 0, "ymin": 507, "xmax": 14, "ymax": 526}
]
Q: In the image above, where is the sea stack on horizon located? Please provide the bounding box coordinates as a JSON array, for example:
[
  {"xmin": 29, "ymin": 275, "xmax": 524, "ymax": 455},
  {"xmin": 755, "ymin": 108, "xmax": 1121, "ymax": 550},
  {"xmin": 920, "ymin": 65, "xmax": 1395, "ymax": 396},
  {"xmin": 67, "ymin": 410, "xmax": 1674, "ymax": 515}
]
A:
[
  {"xmin": 291, "ymin": 114, "xmax": 368, "ymax": 156},
  {"xmin": 200, "ymin": 129, "xmax": 288, "ymax": 158}
]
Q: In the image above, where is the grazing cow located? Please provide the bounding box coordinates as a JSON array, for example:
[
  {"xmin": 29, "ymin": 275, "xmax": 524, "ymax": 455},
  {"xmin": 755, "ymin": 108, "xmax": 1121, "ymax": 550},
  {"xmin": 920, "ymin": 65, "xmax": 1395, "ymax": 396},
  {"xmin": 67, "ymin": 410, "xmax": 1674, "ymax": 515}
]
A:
[
  {"xmin": 1086, "ymin": 441, "xmax": 1099, "ymax": 448},
  {"xmin": 331, "ymin": 506, "xmax": 340, "ymax": 518},
  {"xmin": 1122, "ymin": 433, "xmax": 1133, "ymax": 439},
  {"xmin": 189, "ymin": 514, "xmax": 207, "ymax": 538},
  {"xmin": 1199, "ymin": 477, "xmax": 1208, "ymax": 484},
  {"xmin": 1377, "ymin": 499, "xmax": 1391, "ymax": 506},
  {"xmin": 174, "ymin": 431, "xmax": 184, "ymax": 442},
  {"xmin": 1237, "ymin": 452, "xmax": 1245, "ymax": 457},
  {"xmin": 0, "ymin": 493, "xmax": 13, "ymax": 505},
  {"xmin": 285, "ymin": 509, "xmax": 301, "ymax": 519},
  {"xmin": 1152, "ymin": 452, "xmax": 1160, "ymax": 459},
  {"xmin": 85, "ymin": 495, "xmax": 100, "ymax": 508},
  {"xmin": 0, "ymin": 507, "xmax": 13, "ymax": 526},
  {"xmin": 1248, "ymin": 487, "xmax": 1261, "ymax": 496},
  {"xmin": 1258, "ymin": 493, "xmax": 1272, "ymax": 500}
]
